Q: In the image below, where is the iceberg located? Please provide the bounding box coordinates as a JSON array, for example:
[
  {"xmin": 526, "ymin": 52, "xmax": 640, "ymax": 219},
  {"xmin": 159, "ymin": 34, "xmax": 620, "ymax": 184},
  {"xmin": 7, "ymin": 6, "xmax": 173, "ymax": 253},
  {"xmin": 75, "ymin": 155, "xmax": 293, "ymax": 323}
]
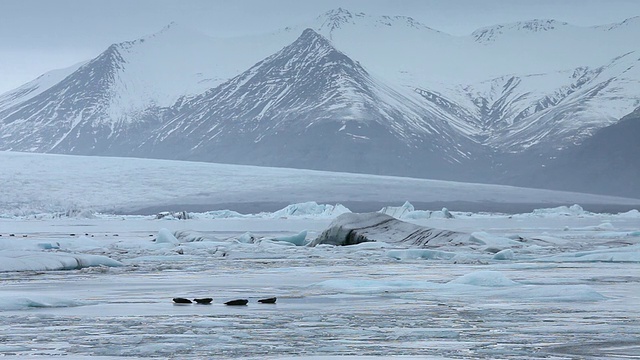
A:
[
  {"xmin": 196, "ymin": 209, "xmax": 247, "ymax": 219},
  {"xmin": 0, "ymin": 250, "xmax": 123, "ymax": 272},
  {"xmin": 522, "ymin": 204, "xmax": 591, "ymax": 217},
  {"xmin": 156, "ymin": 211, "xmax": 191, "ymax": 220},
  {"xmin": 618, "ymin": 209, "xmax": 640, "ymax": 218},
  {"xmin": 155, "ymin": 228, "xmax": 180, "ymax": 245},
  {"xmin": 236, "ymin": 232, "xmax": 257, "ymax": 244},
  {"xmin": 468, "ymin": 232, "xmax": 524, "ymax": 253},
  {"xmin": 378, "ymin": 201, "xmax": 415, "ymax": 218},
  {"xmin": 378, "ymin": 201, "xmax": 454, "ymax": 219},
  {"xmin": 173, "ymin": 230, "xmax": 214, "ymax": 242},
  {"xmin": 272, "ymin": 230, "xmax": 308, "ymax": 246},
  {"xmin": 270, "ymin": 202, "xmax": 350, "ymax": 218},
  {"xmin": 493, "ymin": 249, "xmax": 515, "ymax": 260},
  {"xmin": 309, "ymin": 212, "xmax": 466, "ymax": 247}
]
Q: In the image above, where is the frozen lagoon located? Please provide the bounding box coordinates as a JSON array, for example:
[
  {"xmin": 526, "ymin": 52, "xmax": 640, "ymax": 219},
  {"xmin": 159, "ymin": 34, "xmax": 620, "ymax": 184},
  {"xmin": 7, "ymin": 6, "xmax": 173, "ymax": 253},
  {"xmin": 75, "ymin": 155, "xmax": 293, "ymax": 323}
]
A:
[{"xmin": 1, "ymin": 205, "xmax": 639, "ymax": 359}]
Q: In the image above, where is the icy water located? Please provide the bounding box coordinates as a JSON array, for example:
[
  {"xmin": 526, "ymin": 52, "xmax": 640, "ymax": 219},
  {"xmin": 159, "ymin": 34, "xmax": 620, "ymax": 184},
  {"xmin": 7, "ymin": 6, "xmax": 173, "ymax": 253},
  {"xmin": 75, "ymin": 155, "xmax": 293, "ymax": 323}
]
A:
[
  {"xmin": 1, "ymin": 215, "xmax": 639, "ymax": 359},
  {"xmin": 2, "ymin": 259, "xmax": 639, "ymax": 358}
]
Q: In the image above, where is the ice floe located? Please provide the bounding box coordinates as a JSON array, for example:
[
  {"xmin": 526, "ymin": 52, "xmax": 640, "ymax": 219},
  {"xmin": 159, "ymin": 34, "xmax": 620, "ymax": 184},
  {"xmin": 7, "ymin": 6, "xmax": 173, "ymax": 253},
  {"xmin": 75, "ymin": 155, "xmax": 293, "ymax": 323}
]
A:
[
  {"xmin": 0, "ymin": 295, "xmax": 86, "ymax": 311},
  {"xmin": 536, "ymin": 244, "xmax": 640, "ymax": 263},
  {"xmin": 0, "ymin": 251, "xmax": 122, "ymax": 272},
  {"xmin": 313, "ymin": 270, "xmax": 607, "ymax": 302},
  {"xmin": 448, "ymin": 270, "xmax": 519, "ymax": 287},
  {"xmin": 1, "ymin": 202, "xmax": 638, "ymax": 274}
]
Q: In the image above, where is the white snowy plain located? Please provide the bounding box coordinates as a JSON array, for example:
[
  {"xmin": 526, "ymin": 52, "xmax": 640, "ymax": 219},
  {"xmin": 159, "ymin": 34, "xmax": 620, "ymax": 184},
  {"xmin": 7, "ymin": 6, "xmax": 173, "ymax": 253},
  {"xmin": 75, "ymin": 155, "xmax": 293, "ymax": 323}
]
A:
[{"xmin": 1, "ymin": 152, "xmax": 640, "ymax": 359}]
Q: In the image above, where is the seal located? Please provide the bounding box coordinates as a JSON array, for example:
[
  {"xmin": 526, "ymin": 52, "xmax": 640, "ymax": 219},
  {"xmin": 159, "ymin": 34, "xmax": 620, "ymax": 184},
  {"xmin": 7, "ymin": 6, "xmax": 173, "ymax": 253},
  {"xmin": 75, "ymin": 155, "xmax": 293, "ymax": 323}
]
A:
[
  {"xmin": 224, "ymin": 299, "xmax": 248, "ymax": 306},
  {"xmin": 173, "ymin": 297, "xmax": 192, "ymax": 304},
  {"xmin": 258, "ymin": 297, "xmax": 277, "ymax": 304}
]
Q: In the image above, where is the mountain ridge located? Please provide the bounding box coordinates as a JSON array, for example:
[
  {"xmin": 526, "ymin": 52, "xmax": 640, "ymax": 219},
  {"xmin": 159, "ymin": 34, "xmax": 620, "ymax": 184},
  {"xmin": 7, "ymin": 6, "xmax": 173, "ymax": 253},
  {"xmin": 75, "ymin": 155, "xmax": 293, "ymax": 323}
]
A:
[
  {"xmin": 133, "ymin": 29, "xmax": 484, "ymax": 178},
  {"xmin": 0, "ymin": 9, "xmax": 639, "ymax": 197},
  {"xmin": 506, "ymin": 106, "xmax": 640, "ymax": 198}
]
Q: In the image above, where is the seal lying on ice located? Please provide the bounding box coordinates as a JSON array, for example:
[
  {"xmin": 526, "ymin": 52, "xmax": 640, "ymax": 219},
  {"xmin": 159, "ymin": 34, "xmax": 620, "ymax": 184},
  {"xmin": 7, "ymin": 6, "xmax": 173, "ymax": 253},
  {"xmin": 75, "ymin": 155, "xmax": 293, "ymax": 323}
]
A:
[
  {"xmin": 258, "ymin": 297, "xmax": 277, "ymax": 304},
  {"xmin": 224, "ymin": 299, "xmax": 249, "ymax": 306},
  {"xmin": 194, "ymin": 298, "xmax": 213, "ymax": 304},
  {"xmin": 172, "ymin": 297, "xmax": 192, "ymax": 304}
]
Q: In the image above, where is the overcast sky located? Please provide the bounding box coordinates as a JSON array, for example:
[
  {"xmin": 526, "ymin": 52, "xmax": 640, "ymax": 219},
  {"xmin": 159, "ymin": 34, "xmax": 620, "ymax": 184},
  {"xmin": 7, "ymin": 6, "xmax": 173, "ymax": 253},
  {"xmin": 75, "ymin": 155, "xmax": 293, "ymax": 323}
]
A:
[{"xmin": 1, "ymin": 0, "xmax": 639, "ymax": 93}]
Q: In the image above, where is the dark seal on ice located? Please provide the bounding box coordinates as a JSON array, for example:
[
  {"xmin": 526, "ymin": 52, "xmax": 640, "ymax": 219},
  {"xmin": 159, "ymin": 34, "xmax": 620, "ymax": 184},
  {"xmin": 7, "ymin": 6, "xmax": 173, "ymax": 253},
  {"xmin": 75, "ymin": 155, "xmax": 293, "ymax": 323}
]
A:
[
  {"xmin": 224, "ymin": 299, "xmax": 248, "ymax": 306},
  {"xmin": 258, "ymin": 297, "xmax": 277, "ymax": 304},
  {"xmin": 173, "ymin": 297, "xmax": 192, "ymax": 304},
  {"xmin": 194, "ymin": 298, "xmax": 213, "ymax": 304}
]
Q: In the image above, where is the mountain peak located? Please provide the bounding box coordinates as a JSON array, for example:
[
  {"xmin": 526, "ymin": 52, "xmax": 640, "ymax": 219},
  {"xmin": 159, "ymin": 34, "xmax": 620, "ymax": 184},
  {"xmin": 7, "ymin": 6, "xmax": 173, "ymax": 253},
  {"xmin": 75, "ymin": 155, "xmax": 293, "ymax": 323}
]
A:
[
  {"xmin": 315, "ymin": 8, "xmax": 434, "ymax": 34},
  {"xmin": 317, "ymin": 7, "xmax": 365, "ymax": 32},
  {"xmin": 515, "ymin": 19, "xmax": 569, "ymax": 30},
  {"xmin": 472, "ymin": 19, "xmax": 570, "ymax": 42},
  {"xmin": 299, "ymin": 27, "xmax": 327, "ymax": 42},
  {"xmin": 379, "ymin": 15, "xmax": 434, "ymax": 31},
  {"xmin": 278, "ymin": 28, "xmax": 337, "ymax": 59},
  {"xmin": 171, "ymin": 25, "xmax": 381, "ymax": 135},
  {"xmin": 324, "ymin": 7, "xmax": 352, "ymax": 16}
]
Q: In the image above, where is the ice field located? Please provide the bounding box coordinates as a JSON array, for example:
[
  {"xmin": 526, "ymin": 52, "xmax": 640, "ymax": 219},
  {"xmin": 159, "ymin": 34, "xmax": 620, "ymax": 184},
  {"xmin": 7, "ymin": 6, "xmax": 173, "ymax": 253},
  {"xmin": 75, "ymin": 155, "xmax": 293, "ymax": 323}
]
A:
[
  {"xmin": 1, "ymin": 152, "xmax": 640, "ymax": 359},
  {"xmin": 1, "ymin": 202, "xmax": 639, "ymax": 359}
]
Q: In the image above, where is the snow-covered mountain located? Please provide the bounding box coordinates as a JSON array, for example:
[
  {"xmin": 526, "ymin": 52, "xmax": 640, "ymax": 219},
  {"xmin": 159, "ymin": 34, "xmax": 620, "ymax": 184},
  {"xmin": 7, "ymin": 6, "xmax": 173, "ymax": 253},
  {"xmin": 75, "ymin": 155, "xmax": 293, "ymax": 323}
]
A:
[
  {"xmin": 0, "ymin": 8, "xmax": 639, "ymax": 195},
  {"xmin": 0, "ymin": 61, "xmax": 86, "ymax": 113},
  {"xmin": 302, "ymin": 10, "xmax": 640, "ymax": 150},
  {"xmin": 457, "ymin": 51, "xmax": 640, "ymax": 152},
  {"xmin": 508, "ymin": 106, "xmax": 640, "ymax": 198},
  {"xmin": 133, "ymin": 28, "xmax": 483, "ymax": 177},
  {"xmin": 0, "ymin": 23, "xmax": 297, "ymax": 154}
]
